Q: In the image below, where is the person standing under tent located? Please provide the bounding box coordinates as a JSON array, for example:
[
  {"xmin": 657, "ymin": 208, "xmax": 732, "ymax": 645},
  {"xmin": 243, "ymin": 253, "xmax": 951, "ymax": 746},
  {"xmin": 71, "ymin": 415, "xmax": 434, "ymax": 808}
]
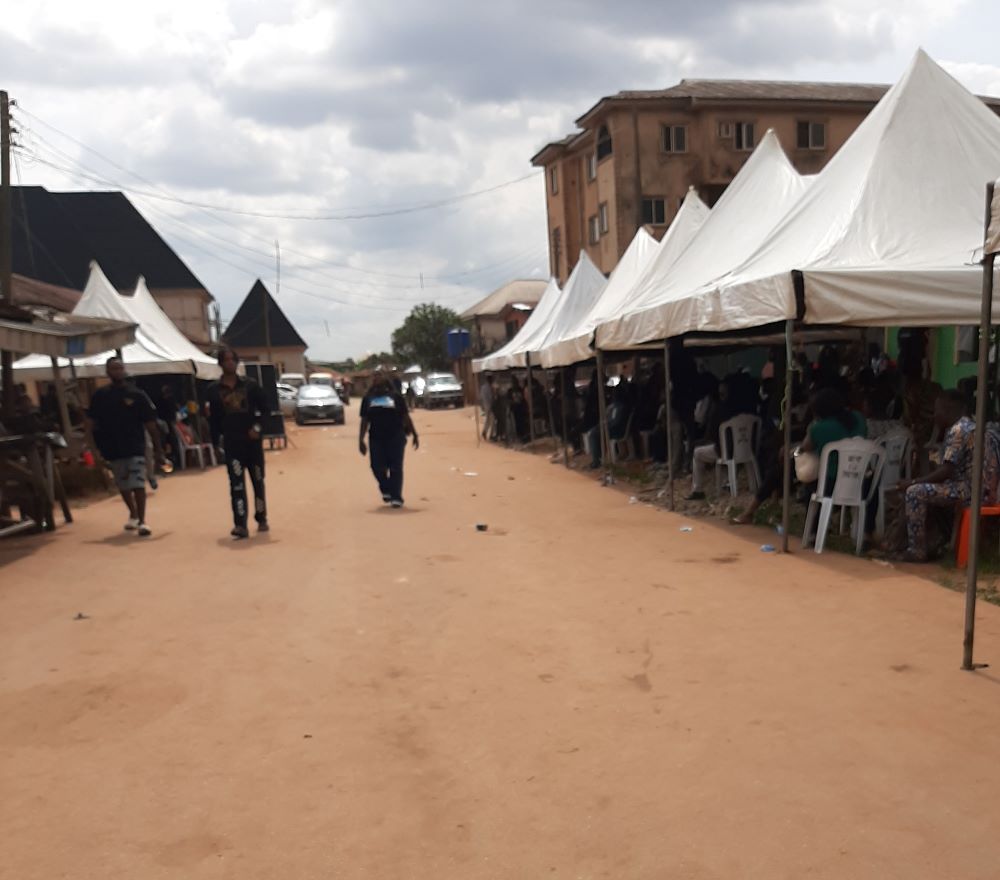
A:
[
  {"xmin": 359, "ymin": 369, "xmax": 419, "ymax": 508},
  {"xmin": 479, "ymin": 375, "xmax": 496, "ymax": 441},
  {"xmin": 85, "ymin": 356, "xmax": 164, "ymax": 537},
  {"xmin": 207, "ymin": 347, "xmax": 269, "ymax": 540}
]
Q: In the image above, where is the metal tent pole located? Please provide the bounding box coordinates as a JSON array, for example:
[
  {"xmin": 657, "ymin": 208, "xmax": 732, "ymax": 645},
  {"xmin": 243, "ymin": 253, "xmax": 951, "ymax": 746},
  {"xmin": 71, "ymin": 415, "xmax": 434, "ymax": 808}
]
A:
[
  {"xmin": 663, "ymin": 339, "xmax": 675, "ymax": 511},
  {"xmin": 781, "ymin": 319, "xmax": 794, "ymax": 553},
  {"xmin": 596, "ymin": 348, "xmax": 611, "ymax": 482},
  {"xmin": 525, "ymin": 355, "xmax": 536, "ymax": 445},
  {"xmin": 543, "ymin": 370, "xmax": 558, "ymax": 454},
  {"xmin": 561, "ymin": 367, "xmax": 570, "ymax": 468},
  {"xmin": 962, "ymin": 180, "xmax": 996, "ymax": 672}
]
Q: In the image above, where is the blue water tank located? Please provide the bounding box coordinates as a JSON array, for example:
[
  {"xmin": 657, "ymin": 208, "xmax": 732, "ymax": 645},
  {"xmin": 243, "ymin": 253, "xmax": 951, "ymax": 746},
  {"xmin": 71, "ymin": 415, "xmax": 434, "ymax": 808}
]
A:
[{"xmin": 446, "ymin": 328, "xmax": 471, "ymax": 358}]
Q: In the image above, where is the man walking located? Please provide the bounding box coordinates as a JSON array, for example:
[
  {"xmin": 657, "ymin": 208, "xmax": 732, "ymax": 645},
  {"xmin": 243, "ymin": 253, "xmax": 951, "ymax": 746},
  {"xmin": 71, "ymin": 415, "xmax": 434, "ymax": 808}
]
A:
[
  {"xmin": 86, "ymin": 356, "xmax": 164, "ymax": 537},
  {"xmin": 359, "ymin": 370, "xmax": 418, "ymax": 507},
  {"xmin": 207, "ymin": 347, "xmax": 269, "ymax": 539}
]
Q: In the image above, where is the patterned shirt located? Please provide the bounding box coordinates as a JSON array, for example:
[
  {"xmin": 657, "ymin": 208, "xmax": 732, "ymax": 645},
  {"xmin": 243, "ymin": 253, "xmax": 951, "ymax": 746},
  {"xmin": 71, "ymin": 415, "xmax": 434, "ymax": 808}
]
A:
[{"xmin": 942, "ymin": 416, "xmax": 976, "ymax": 486}]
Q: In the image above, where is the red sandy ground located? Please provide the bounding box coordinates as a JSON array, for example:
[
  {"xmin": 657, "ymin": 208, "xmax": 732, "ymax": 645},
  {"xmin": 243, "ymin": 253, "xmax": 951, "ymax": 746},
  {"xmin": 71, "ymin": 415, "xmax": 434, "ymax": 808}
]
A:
[{"xmin": 2, "ymin": 408, "xmax": 1000, "ymax": 879}]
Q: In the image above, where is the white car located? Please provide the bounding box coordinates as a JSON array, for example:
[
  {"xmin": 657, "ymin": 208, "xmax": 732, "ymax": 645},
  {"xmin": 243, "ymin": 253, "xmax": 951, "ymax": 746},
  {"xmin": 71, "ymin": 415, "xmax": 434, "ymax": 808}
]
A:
[
  {"xmin": 277, "ymin": 383, "xmax": 298, "ymax": 417},
  {"xmin": 422, "ymin": 372, "xmax": 464, "ymax": 409}
]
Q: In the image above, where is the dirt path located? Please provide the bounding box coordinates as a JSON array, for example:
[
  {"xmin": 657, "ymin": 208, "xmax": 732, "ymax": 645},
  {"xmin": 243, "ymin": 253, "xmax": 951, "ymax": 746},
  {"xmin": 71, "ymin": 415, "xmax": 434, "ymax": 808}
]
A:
[{"xmin": 3, "ymin": 408, "xmax": 1000, "ymax": 879}]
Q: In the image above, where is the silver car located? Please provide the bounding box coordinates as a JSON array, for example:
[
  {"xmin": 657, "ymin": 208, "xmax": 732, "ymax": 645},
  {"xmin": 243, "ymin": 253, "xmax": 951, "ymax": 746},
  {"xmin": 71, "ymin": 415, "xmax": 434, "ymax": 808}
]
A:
[
  {"xmin": 423, "ymin": 372, "xmax": 464, "ymax": 409},
  {"xmin": 294, "ymin": 383, "xmax": 345, "ymax": 425},
  {"xmin": 277, "ymin": 383, "xmax": 298, "ymax": 417}
]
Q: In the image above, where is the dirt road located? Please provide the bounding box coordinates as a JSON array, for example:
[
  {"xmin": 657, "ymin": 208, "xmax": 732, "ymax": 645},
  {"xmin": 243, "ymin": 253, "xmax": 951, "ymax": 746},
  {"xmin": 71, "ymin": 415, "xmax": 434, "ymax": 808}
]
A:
[{"xmin": 3, "ymin": 408, "xmax": 1000, "ymax": 879}]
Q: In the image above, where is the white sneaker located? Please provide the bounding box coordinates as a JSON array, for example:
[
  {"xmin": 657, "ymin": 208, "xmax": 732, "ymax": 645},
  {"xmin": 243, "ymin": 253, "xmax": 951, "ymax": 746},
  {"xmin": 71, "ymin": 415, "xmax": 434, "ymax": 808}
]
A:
[
  {"xmin": 124, "ymin": 518, "xmax": 140, "ymax": 531},
  {"xmin": 137, "ymin": 523, "xmax": 152, "ymax": 537}
]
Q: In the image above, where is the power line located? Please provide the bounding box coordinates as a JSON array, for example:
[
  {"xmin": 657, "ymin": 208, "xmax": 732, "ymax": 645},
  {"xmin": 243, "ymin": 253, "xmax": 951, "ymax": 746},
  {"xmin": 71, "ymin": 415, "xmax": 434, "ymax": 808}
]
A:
[
  {"xmin": 16, "ymin": 104, "xmax": 542, "ymax": 221},
  {"xmin": 15, "ymin": 122, "xmax": 548, "ymax": 288}
]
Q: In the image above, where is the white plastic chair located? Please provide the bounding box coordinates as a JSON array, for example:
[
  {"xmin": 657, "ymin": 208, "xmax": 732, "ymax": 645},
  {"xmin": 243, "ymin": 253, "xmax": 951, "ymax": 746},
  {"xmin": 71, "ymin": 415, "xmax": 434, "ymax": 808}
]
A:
[
  {"xmin": 874, "ymin": 427, "xmax": 912, "ymax": 537},
  {"xmin": 802, "ymin": 438, "xmax": 885, "ymax": 555},
  {"xmin": 609, "ymin": 409, "xmax": 636, "ymax": 463},
  {"xmin": 715, "ymin": 414, "xmax": 761, "ymax": 497},
  {"xmin": 174, "ymin": 424, "xmax": 216, "ymax": 470}
]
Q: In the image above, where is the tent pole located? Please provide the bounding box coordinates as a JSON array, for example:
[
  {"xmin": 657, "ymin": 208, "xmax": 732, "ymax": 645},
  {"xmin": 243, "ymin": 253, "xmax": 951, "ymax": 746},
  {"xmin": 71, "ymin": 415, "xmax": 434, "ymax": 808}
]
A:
[
  {"xmin": 474, "ymin": 380, "xmax": 481, "ymax": 447},
  {"xmin": 596, "ymin": 348, "xmax": 611, "ymax": 483},
  {"xmin": 962, "ymin": 180, "xmax": 996, "ymax": 672},
  {"xmin": 781, "ymin": 319, "xmax": 794, "ymax": 553},
  {"xmin": 561, "ymin": 367, "xmax": 570, "ymax": 468},
  {"xmin": 663, "ymin": 339, "xmax": 675, "ymax": 512},
  {"xmin": 526, "ymin": 355, "xmax": 536, "ymax": 445},
  {"xmin": 544, "ymin": 370, "xmax": 558, "ymax": 454}
]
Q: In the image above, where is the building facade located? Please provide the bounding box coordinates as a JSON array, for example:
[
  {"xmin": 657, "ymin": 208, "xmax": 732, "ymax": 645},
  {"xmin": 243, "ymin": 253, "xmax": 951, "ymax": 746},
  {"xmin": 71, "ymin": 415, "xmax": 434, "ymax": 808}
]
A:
[
  {"xmin": 223, "ymin": 280, "xmax": 308, "ymax": 377},
  {"xmin": 533, "ymin": 79, "xmax": 1000, "ymax": 283},
  {"xmin": 460, "ymin": 279, "xmax": 547, "ymax": 357}
]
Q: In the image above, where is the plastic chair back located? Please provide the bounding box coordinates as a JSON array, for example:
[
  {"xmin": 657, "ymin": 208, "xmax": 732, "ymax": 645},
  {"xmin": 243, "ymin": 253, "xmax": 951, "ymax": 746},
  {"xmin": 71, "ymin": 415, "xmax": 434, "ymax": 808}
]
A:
[
  {"xmin": 719, "ymin": 414, "xmax": 760, "ymax": 465},
  {"xmin": 818, "ymin": 438, "xmax": 884, "ymax": 507},
  {"xmin": 876, "ymin": 428, "xmax": 912, "ymax": 486}
]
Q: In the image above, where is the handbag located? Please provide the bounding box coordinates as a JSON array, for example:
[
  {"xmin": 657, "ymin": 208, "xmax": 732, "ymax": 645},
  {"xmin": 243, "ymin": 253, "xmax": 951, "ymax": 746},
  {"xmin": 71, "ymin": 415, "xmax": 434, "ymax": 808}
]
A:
[{"xmin": 793, "ymin": 446, "xmax": 820, "ymax": 483}]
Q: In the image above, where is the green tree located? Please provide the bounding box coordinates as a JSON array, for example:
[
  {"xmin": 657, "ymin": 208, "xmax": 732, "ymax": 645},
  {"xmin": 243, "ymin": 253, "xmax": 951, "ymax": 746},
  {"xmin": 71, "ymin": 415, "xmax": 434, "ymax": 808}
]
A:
[
  {"xmin": 391, "ymin": 303, "xmax": 465, "ymax": 371},
  {"xmin": 356, "ymin": 351, "xmax": 395, "ymax": 370}
]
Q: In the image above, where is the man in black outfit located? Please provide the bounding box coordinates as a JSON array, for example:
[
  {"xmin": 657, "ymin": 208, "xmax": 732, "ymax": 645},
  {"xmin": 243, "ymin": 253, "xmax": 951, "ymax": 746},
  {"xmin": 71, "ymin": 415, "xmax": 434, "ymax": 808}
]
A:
[
  {"xmin": 359, "ymin": 370, "xmax": 419, "ymax": 508},
  {"xmin": 85, "ymin": 356, "xmax": 164, "ymax": 537},
  {"xmin": 207, "ymin": 347, "xmax": 269, "ymax": 539}
]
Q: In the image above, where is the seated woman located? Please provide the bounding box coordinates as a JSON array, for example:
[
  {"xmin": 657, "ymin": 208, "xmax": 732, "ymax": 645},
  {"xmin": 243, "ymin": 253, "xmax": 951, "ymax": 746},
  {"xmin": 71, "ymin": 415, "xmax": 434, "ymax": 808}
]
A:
[{"xmin": 733, "ymin": 388, "xmax": 866, "ymax": 524}]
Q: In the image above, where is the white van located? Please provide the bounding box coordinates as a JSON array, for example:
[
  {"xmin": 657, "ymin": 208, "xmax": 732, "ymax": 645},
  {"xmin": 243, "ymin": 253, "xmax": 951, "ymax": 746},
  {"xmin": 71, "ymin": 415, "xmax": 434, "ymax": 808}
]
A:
[{"xmin": 280, "ymin": 372, "xmax": 306, "ymax": 389}]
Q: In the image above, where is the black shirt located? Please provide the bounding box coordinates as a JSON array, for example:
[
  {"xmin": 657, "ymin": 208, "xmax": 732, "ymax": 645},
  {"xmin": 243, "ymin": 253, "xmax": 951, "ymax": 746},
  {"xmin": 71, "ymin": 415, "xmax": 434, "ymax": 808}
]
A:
[
  {"xmin": 361, "ymin": 389, "xmax": 409, "ymax": 439},
  {"xmin": 87, "ymin": 383, "xmax": 156, "ymax": 460},
  {"xmin": 207, "ymin": 376, "xmax": 268, "ymax": 449}
]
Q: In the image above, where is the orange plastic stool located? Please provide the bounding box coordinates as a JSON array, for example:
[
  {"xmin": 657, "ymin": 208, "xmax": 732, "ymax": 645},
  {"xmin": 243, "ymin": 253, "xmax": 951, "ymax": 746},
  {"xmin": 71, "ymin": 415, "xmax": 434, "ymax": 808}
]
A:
[{"xmin": 955, "ymin": 505, "xmax": 1000, "ymax": 567}]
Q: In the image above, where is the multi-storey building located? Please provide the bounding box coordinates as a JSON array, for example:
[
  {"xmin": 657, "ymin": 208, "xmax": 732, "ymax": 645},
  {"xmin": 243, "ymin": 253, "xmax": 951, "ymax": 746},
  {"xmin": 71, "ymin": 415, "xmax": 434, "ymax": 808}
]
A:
[{"xmin": 532, "ymin": 79, "xmax": 1000, "ymax": 283}]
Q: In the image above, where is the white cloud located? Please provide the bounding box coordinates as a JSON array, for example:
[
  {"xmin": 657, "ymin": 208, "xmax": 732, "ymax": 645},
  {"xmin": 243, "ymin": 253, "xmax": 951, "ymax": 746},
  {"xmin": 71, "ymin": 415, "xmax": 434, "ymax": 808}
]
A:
[{"xmin": 1, "ymin": 0, "xmax": 997, "ymax": 359}]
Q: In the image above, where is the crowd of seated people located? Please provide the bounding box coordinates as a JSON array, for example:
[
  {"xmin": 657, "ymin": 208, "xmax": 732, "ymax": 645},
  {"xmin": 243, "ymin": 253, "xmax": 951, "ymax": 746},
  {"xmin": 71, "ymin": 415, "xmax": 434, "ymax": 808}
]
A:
[{"xmin": 477, "ymin": 330, "xmax": 1000, "ymax": 562}]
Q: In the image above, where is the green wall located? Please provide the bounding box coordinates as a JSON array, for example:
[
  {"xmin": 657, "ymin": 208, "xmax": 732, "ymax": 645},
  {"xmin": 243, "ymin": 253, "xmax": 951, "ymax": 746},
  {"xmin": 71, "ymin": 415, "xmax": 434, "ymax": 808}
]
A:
[{"xmin": 885, "ymin": 326, "xmax": 977, "ymax": 389}]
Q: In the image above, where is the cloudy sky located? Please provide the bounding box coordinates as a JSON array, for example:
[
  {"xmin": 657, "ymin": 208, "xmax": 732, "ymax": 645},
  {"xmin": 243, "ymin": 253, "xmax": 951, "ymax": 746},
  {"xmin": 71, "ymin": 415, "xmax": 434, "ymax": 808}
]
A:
[{"xmin": 2, "ymin": 0, "xmax": 998, "ymax": 360}]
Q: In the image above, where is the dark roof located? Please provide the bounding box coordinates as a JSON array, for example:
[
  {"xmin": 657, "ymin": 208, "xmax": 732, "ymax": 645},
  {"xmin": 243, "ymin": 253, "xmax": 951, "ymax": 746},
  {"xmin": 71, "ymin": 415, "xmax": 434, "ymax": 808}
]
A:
[
  {"xmin": 575, "ymin": 79, "xmax": 894, "ymax": 126},
  {"xmin": 532, "ymin": 77, "xmax": 1000, "ymax": 162},
  {"xmin": 11, "ymin": 186, "xmax": 209, "ymax": 294},
  {"xmin": 223, "ymin": 280, "xmax": 307, "ymax": 350}
]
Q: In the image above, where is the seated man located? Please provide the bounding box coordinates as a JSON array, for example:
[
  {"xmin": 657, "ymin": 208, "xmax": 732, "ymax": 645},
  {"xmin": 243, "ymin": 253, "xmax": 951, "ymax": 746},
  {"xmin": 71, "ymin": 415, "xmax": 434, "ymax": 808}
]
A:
[{"xmin": 896, "ymin": 390, "xmax": 973, "ymax": 562}]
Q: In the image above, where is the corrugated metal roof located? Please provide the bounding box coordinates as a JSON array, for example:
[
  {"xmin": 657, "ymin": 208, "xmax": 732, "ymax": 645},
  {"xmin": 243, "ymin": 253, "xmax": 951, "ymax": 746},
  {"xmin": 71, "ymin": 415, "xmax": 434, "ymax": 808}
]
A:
[{"xmin": 460, "ymin": 279, "xmax": 548, "ymax": 319}]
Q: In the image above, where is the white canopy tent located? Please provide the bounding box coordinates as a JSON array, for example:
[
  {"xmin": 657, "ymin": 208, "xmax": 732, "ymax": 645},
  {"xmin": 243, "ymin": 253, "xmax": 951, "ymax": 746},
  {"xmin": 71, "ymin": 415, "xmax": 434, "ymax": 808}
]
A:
[
  {"xmin": 15, "ymin": 262, "xmax": 221, "ymax": 381},
  {"xmin": 537, "ymin": 189, "xmax": 709, "ymax": 367},
  {"xmin": 698, "ymin": 50, "xmax": 1000, "ymax": 332},
  {"xmin": 538, "ymin": 230, "xmax": 664, "ymax": 368},
  {"xmin": 472, "ymin": 276, "xmax": 563, "ymax": 372},
  {"xmin": 529, "ymin": 250, "xmax": 611, "ymax": 368},
  {"xmin": 596, "ymin": 131, "xmax": 810, "ymax": 349}
]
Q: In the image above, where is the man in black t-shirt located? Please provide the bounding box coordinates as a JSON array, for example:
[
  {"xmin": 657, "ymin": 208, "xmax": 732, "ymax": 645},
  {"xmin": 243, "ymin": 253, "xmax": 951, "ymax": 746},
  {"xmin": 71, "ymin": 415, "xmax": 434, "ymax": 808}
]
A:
[
  {"xmin": 85, "ymin": 357, "xmax": 164, "ymax": 536},
  {"xmin": 359, "ymin": 370, "xmax": 418, "ymax": 508},
  {"xmin": 206, "ymin": 347, "xmax": 270, "ymax": 539}
]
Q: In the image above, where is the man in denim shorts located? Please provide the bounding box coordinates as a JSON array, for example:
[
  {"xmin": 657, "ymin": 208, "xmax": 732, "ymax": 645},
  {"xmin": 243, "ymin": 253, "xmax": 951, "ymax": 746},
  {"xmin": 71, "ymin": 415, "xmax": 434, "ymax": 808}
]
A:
[{"xmin": 86, "ymin": 357, "xmax": 164, "ymax": 536}]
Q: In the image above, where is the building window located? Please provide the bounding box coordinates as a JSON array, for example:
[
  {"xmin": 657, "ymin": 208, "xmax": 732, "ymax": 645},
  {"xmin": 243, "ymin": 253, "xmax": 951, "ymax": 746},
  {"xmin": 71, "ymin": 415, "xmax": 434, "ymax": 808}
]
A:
[
  {"xmin": 641, "ymin": 197, "xmax": 667, "ymax": 226},
  {"xmin": 596, "ymin": 124, "xmax": 613, "ymax": 161},
  {"xmin": 588, "ymin": 214, "xmax": 600, "ymax": 244},
  {"xmin": 549, "ymin": 166, "xmax": 559, "ymax": 195},
  {"xmin": 586, "ymin": 152, "xmax": 597, "ymax": 181},
  {"xmin": 796, "ymin": 121, "xmax": 826, "ymax": 150},
  {"xmin": 718, "ymin": 121, "xmax": 734, "ymax": 139},
  {"xmin": 599, "ymin": 202, "xmax": 609, "ymax": 235},
  {"xmin": 551, "ymin": 227, "xmax": 562, "ymax": 276},
  {"xmin": 734, "ymin": 122, "xmax": 755, "ymax": 151},
  {"xmin": 661, "ymin": 124, "xmax": 687, "ymax": 153}
]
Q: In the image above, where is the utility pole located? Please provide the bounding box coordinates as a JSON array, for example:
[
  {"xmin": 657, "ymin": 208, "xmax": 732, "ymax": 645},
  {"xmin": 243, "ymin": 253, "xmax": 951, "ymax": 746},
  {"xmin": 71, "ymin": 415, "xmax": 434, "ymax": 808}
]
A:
[
  {"xmin": 262, "ymin": 278, "xmax": 273, "ymax": 365},
  {"xmin": 1, "ymin": 91, "xmax": 14, "ymax": 415}
]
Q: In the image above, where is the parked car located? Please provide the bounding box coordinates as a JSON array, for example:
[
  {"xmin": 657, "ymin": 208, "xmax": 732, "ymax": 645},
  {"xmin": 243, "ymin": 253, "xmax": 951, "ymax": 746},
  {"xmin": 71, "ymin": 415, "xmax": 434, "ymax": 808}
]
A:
[
  {"xmin": 280, "ymin": 372, "xmax": 306, "ymax": 389},
  {"xmin": 423, "ymin": 372, "xmax": 464, "ymax": 409},
  {"xmin": 277, "ymin": 383, "xmax": 298, "ymax": 417},
  {"xmin": 294, "ymin": 383, "xmax": 345, "ymax": 425},
  {"xmin": 309, "ymin": 372, "xmax": 334, "ymax": 387}
]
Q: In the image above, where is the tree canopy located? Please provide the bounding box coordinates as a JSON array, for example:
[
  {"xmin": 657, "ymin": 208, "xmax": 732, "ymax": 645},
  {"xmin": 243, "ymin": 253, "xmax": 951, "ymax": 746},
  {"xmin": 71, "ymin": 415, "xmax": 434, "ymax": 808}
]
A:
[{"xmin": 391, "ymin": 303, "xmax": 465, "ymax": 371}]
